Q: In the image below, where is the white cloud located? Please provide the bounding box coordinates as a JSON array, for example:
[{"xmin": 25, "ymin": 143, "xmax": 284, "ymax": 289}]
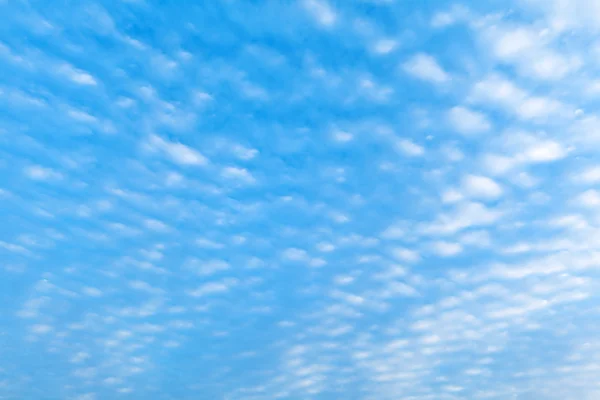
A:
[
  {"xmin": 460, "ymin": 230, "xmax": 491, "ymax": 247},
  {"xmin": 196, "ymin": 260, "xmax": 230, "ymax": 276},
  {"xmin": 316, "ymin": 242, "xmax": 335, "ymax": 252},
  {"xmin": 196, "ymin": 238, "xmax": 224, "ymax": 249},
  {"xmin": 403, "ymin": 53, "xmax": 450, "ymax": 84},
  {"xmin": 431, "ymin": 5, "xmax": 469, "ymax": 28},
  {"xmin": 145, "ymin": 134, "xmax": 208, "ymax": 166},
  {"xmin": 70, "ymin": 352, "xmax": 90, "ymax": 364},
  {"xmin": 576, "ymin": 166, "xmax": 600, "ymax": 184},
  {"xmin": 575, "ymin": 190, "xmax": 600, "ymax": 207},
  {"xmin": 391, "ymin": 247, "xmax": 421, "ymax": 263},
  {"xmin": 334, "ymin": 275, "xmax": 355, "ymax": 285},
  {"xmin": 82, "ymin": 287, "xmax": 103, "ymax": 297},
  {"xmin": 188, "ymin": 279, "xmax": 236, "ymax": 297},
  {"xmin": 58, "ymin": 63, "xmax": 97, "ymax": 85},
  {"xmin": 461, "ymin": 174, "xmax": 503, "ymax": 200},
  {"xmin": 231, "ymin": 145, "xmax": 258, "ymax": 160},
  {"xmin": 381, "ymin": 224, "xmax": 406, "ymax": 239},
  {"xmin": 447, "ymin": 106, "xmax": 491, "ymax": 135},
  {"xmin": 519, "ymin": 0, "xmax": 600, "ymax": 32},
  {"xmin": 24, "ymin": 165, "xmax": 62, "ymax": 181},
  {"xmin": 282, "ymin": 248, "xmax": 309, "ymax": 261},
  {"xmin": 420, "ymin": 201, "xmax": 503, "ymax": 235},
  {"xmin": 373, "ymin": 39, "xmax": 397, "ymax": 54},
  {"xmin": 332, "ymin": 130, "xmax": 353, "ymax": 143},
  {"xmin": 479, "ymin": 22, "xmax": 580, "ymax": 80},
  {"xmin": 469, "ymin": 74, "xmax": 567, "ymax": 120},
  {"xmin": 31, "ymin": 324, "xmax": 52, "ymax": 334},
  {"xmin": 221, "ymin": 166, "xmax": 255, "ymax": 184},
  {"xmin": 431, "ymin": 241, "xmax": 463, "ymax": 256},
  {"xmin": 303, "ymin": 0, "xmax": 336, "ymax": 27},
  {"xmin": 519, "ymin": 139, "xmax": 566, "ymax": 162},
  {"xmin": 518, "ymin": 96, "xmax": 565, "ymax": 120},
  {"xmin": 441, "ymin": 188, "xmax": 464, "ymax": 204},
  {"xmin": 144, "ymin": 219, "xmax": 170, "ymax": 232},
  {"xmin": 395, "ymin": 138, "xmax": 424, "ymax": 156}
]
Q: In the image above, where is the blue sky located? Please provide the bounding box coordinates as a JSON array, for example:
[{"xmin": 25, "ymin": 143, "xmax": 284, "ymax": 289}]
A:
[{"xmin": 2, "ymin": 0, "xmax": 600, "ymax": 399}]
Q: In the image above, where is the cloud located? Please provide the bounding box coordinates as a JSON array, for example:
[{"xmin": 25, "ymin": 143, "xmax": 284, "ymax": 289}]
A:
[
  {"xmin": 303, "ymin": 0, "xmax": 337, "ymax": 27},
  {"xmin": 144, "ymin": 135, "xmax": 208, "ymax": 166},
  {"xmin": 575, "ymin": 190, "xmax": 600, "ymax": 208},
  {"xmin": 469, "ymin": 74, "xmax": 568, "ymax": 120},
  {"xmin": 420, "ymin": 201, "xmax": 503, "ymax": 235},
  {"xmin": 447, "ymin": 106, "xmax": 491, "ymax": 135},
  {"xmin": 431, "ymin": 240, "xmax": 463, "ymax": 256},
  {"xmin": 461, "ymin": 174, "xmax": 503, "ymax": 200},
  {"xmin": 480, "ymin": 23, "xmax": 580, "ymax": 80},
  {"xmin": 188, "ymin": 280, "xmax": 236, "ymax": 297},
  {"xmin": 24, "ymin": 165, "xmax": 62, "ymax": 181},
  {"xmin": 395, "ymin": 138, "xmax": 425, "ymax": 156},
  {"xmin": 8, "ymin": 1, "xmax": 600, "ymax": 399},
  {"xmin": 390, "ymin": 247, "xmax": 420, "ymax": 263},
  {"xmin": 82, "ymin": 287, "xmax": 103, "ymax": 297},
  {"xmin": 575, "ymin": 165, "xmax": 600, "ymax": 184},
  {"xmin": 372, "ymin": 39, "xmax": 397, "ymax": 55},
  {"xmin": 331, "ymin": 130, "xmax": 353, "ymax": 143},
  {"xmin": 282, "ymin": 248, "xmax": 309, "ymax": 262},
  {"xmin": 221, "ymin": 166, "xmax": 256, "ymax": 184},
  {"xmin": 403, "ymin": 53, "xmax": 450, "ymax": 84},
  {"xmin": 57, "ymin": 63, "xmax": 98, "ymax": 86}
]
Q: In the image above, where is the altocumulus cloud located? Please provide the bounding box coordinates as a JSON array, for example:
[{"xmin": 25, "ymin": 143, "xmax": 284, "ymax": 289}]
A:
[{"xmin": 2, "ymin": 1, "xmax": 600, "ymax": 400}]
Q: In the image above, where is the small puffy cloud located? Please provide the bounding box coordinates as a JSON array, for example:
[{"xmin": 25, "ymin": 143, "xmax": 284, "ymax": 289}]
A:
[
  {"xmin": 316, "ymin": 242, "xmax": 335, "ymax": 252},
  {"xmin": 431, "ymin": 4, "xmax": 469, "ymax": 28},
  {"xmin": 82, "ymin": 287, "xmax": 103, "ymax": 297},
  {"xmin": 231, "ymin": 145, "xmax": 258, "ymax": 160},
  {"xmin": 470, "ymin": 74, "xmax": 526, "ymax": 110},
  {"xmin": 469, "ymin": 74, "xmax": 567, "ymax": 120},
  {"xmin": 381, "ymin": 224, "xmax": 405, "ymax": 240},
  {"xmin": 575, "ymin": 190, "xmax": 600, "ymax": 208},
  {"xmin": 519, "ymin": 139, "xmax": 566, "ymax": 162},
  {"xmin": 24, "ymin": 165, "xmax": 62, "ymax": 181},
  {"xmin": 221, "ymin": 166, "xmax": 256, "ymax": 184},
  {"xmin": 372, "ymin": 39, "xmax": 397, "ymax": 55},
  {"xmin": 196, "ymin": 238, "xmax": 224, "ymax": 249},
  {"xmin": 447, "ymin": 106, "xmax": 491, "ymax": 135},
  {"xmin": 144, "ymin": 219, "xmax": 170, "ymax": 232},
  {"xmin": 489, "ymin": 26, "xmax": 538, "ymax": 59},
  {"xmin": 481, "ymin": 153, "xmax": 520, "ymax": 175},
  {"xmin": 421, "ymin": 201, "xmax": 503, "ymax": 235},
  {"xmin": 441, "ymin": 188, "xmax": 464, "ymax": 204},
  {"xmin": 58, "ymin": 63, "xmax": 97, "ymax": 86},
  {"xmin": 196, "ymin": 260, "xmax": 230, "ymax": 276},
  {"xmin": 461, "ymin": 174, "xmax": 503, "ymax": 200},
  {"xmin": 188, "ymin": 279, "xmax": 237, "ymax": 297},
  {"xmin": 144, "ymin": 134, "xmax": 208, "ymax": 166},
  {"xmin": 403, "ymin": 53, "xmax": 450, "ymax": 84},
  {"xmin": 332, "ymin": 130, "xmax": 353, "ymax": 143},
  {"xmin": 70, "ymin": 352, "xmax": 90, "ymax": 364},
  {"xmin": 282, "ymin": 248, "xmax": 309, "ymax": 262},
  {"xmin": 431, "ymin": 241, "xmax": 463, "ymax": 256},
  {"xmin": 482, "ymin": 24, "xmax": 580, "ymax": 80},
  {"xmin": 303, "ymin": 0, "xmax": 336, "ymax": 27},
  {"xmin": 460, "ymin": 230, "xmax": 491, "ymax": 247},
  {"xmin": 391, "ymin": 247, "xmax": 420, "ymax": 263},
  {"xmin": 334, "ymin": 275, "xmax": 355, "ymax": 285},
  {"xmin": 395, "ymin": 138, "xmax": 425, "ymax": 156},
  {"xmin": 31, "ymin": 324, "xmax": 52, "ymax": 334},
  {"xmin": 517, "ymin": 96, "xmax": 565, "ymax": 120},
  {"xmin": 576, "ymin": 165, "xmax": 600, "ymax": 184}
]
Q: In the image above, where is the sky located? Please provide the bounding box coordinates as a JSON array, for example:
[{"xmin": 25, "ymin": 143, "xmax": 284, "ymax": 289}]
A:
[{"xmin": 3, "ymin": 0, "xmax": 600, "ymax": 399}]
